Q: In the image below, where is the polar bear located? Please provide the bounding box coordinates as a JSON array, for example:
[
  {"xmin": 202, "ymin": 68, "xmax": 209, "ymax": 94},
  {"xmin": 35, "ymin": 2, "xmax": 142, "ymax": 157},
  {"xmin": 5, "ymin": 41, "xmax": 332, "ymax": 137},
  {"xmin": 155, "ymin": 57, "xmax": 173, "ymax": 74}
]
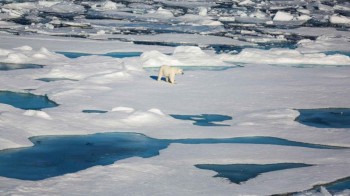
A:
[{"xmin": 157, "ymin": 65, "xmax": 184, "ymax": 84}]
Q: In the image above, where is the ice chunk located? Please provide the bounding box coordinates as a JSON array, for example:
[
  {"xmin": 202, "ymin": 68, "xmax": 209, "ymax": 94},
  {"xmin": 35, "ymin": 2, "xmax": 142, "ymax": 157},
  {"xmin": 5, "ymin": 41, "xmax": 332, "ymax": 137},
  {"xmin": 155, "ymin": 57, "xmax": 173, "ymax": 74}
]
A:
[
  {"xmin": 330, "ymin": 14, "xmax": 350, "ymax": 25},
  {"xmin": 23, "ymin": 110, "xmax": 52, "ymax": 120},
  {"xmin": 153, "ymin": 7, "xmax": 174, "ymax": 18},
  {"xmin": 297, "ymin": 15, "xmax": 311, "ymax": 21},
  {"xmin": 218, "ymin": 17, "xmax": 235, "ymax": 22},
  {"xmin": 40, "ymin": 2, "xmax": 85, "ymax": 14},
  {"xmin": 111, "ymin": 107, "xmax": 135, "ymax": 113},
  {"xmin": 96, "ymin": 30, "xmax": 106, "ymax": 35},
  {"xmin": 93, "ymin": 1, "xmax": 125, "ymax": 11},
  {"xmin": 5, "ymin": 53, "xmax": 29, "ymax": 63},
  {"xmin": 141, "ymin": 46, "xmax": 231, "ymax": 67},
  {"xmin": 2, "ymin": 2, "xmax": 36, "ymax": 13},
  {"xmin": 198, "ymin": 7, "xmax": 207, "ymax": 16},
  {"xmin": 176, "ymin": 14, "xmax": 222, "ymax": 26},
  {"xmin": 148, "ymin": 108, "xmax": 165, "ymax": 116},
  {"xmin": 141, "ymin": 50, "xmax": 180, "ymax": 67},
  {"xmin": 219, "ymin": 48, "xmax": 350, "ymax": 66},
  {"xmin": 14, "ymin": 46, "xmax": 33, "ymax": 51},
  {"xmin": 0, "ymin": 49, "xmax": 11, "ymax": 56},
  {"xmin": 273, "ymin": 11, "xmax": 294, "ymax": 21},
  {"xmin": 238, "ymin": 0, "xmax": 254, "ymax": 6}
]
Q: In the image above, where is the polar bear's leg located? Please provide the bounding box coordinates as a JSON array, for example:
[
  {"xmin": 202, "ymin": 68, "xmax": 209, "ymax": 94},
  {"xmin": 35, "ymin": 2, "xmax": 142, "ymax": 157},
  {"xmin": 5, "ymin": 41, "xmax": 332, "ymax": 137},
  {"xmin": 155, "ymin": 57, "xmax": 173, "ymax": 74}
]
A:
[
  {"xmin": 165, "ymin": 76, "xmax": 169, "ymax": 83},
  {"xmin": 157, "ymin": 66, "xmax": 163, "ymax": 81},
  {"xmin": 169, "ymin": 73, "xmax": 175, "ymax": 84}
]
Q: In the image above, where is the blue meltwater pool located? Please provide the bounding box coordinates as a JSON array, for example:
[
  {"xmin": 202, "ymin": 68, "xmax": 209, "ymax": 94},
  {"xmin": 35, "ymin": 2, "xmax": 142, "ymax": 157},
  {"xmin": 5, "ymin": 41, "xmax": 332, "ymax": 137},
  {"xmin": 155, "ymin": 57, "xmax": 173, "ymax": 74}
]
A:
[
  {"xmin": 0, "ymin": 91, "xmax": 58, "ymax": 110},
  {"xmin": 0, "ymin": 132, "xmax": 345, "ymax": 181},
  {"xmin": 295, "ymin": 108, "xmax": 350, "ymax": 128}
]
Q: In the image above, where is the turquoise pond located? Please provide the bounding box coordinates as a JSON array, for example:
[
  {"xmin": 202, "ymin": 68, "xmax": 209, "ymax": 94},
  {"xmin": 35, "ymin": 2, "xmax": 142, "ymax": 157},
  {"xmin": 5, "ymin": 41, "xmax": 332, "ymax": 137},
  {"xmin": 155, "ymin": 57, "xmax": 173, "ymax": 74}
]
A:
[
  {"xmin": 0, "ymin": 132, "xmax": 345, "ymax": 181},
  {"xmin": 0, "ymin": 62, "xmax": 43, "ymax": 71},
  {"xmin": 295, "ymin": 108, "xmax": 350, "ymax": 128},
  {"xmin": 170, "ymin": 114, "xmax": 232, "ymax": 126},
  {"xmin": 195, "ymin": 163, "xmax": 312, "ymax": 184},
  {"xmin": 56, "ymin": 51, "xmax": 142, "ymax": 59},
  {"xmin": 0, "ymin": 91, "xmax": 58, "ymax": 110}
]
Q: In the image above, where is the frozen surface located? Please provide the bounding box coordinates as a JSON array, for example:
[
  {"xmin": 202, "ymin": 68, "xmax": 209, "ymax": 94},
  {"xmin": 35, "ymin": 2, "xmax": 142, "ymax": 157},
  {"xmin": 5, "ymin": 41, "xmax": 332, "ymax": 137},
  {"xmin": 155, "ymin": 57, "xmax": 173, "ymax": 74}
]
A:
[
  {"xmin": 0, "ymin": 44, "xmax": 349, "ymax": 195},
  {"xmin": 0, "ymin": 0, "xmax": 350, "ymax": 195},
  {"xmin": 219, "ymin": 48, "xmax": 350, "ymax": 66}
]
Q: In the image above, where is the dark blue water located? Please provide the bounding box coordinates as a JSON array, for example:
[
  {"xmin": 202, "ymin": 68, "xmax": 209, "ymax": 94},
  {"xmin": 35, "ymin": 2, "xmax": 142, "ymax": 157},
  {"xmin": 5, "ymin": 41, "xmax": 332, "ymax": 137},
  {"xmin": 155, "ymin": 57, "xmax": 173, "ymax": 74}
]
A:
[
  {"xmin": 170, "ymin": 114, "xmax": 232, "ymax": 126},
  {"xmin": 0, "ymin": 62, "xmax": 43, "ymax": 71},
  {"xmin": 0, "ymin": 91, "xmax": 58, "ymax": 110},
  {"xmin": 325, "ymin": 51, "xmax": 350, "ymax": 57},
  {"xmin": 37, "ymin": 78, "xmax": 78, "ymax": 82},
  {"xmin": 82, "ymin": 110, "xmax": 108, "ymax": 114},
  {"xmin": 103, "ymin": 52, "xmax": 142, "ymax": 58},
  {"xmin": 0, "ymin": 132, "xmax": 345, "ymax": 181},
  {"xmin": 56, "ymin": 52, "xmax": 91, "ymax": 58},
  {"xmin": 324, "ymin": 177, "xmax": 350, "ymax": 194},
  {"xmin": 195, "ymin": 163, "xmax": 313, "ymax": 184},
  {"xmin": 56, "ymin": 52, "xmax": 142, "ymax": 59},
  {"xmin": 298, "ymin": 177, "xmax": 350, "ymax": 195},
  {"xmin": 295, "ymin": 108, "xmax": 350, "ymax": 128}
]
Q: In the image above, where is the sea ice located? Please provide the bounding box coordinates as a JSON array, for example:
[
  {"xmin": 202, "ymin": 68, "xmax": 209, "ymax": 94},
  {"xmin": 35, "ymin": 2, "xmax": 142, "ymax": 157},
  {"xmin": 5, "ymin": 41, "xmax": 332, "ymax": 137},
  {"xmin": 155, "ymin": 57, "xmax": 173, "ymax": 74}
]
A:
[
  {"xmin": 0, "ymin": 0, "xmax": 349, "ymax": 195},
  {"xmin": 219, "ymin": 48, "xmax": 350, "ymax": 66},
  {"xmin": 273, "ymin": 11, "xmax": 294, "ymax": 21},
  {"xmin": 330, "ymin": 14, "xmax": 350, "ymax": 25}
]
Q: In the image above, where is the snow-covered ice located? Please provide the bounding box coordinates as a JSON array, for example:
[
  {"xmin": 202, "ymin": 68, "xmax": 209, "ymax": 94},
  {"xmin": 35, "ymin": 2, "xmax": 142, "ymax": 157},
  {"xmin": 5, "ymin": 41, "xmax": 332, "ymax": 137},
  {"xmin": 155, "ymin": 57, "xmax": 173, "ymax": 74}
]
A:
[{"xmin": 0, "ymin": 0, "xmax": 350, "ymax": 195}]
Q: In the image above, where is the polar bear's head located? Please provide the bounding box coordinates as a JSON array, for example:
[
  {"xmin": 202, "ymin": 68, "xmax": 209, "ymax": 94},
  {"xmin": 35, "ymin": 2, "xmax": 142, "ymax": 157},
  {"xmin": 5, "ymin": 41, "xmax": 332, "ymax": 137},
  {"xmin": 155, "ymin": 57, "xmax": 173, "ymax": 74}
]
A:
[{"xmin": 174, "ymin": 67, "xmax": 184, "ymax": 75}]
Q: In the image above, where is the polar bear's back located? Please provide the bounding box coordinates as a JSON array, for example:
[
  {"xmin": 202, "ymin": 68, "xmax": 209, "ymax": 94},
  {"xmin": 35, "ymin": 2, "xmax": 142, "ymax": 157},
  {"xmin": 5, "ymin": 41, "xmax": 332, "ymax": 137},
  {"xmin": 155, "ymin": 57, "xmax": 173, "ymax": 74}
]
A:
[
  {"xmin": 160, "ymin": 65, "xmax": 182, "ymax": 76},
  {"xmin": 160, "ymin": 65, "xmax": 172, "ymax": 76}
]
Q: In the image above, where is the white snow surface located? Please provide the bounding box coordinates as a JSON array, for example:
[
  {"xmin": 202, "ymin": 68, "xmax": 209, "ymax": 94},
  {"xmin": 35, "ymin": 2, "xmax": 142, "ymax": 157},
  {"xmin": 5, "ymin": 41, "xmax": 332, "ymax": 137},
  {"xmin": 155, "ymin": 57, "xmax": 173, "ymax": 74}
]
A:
[
  {"xmin": 89, "ymin": 33, "xmax": 255, "ymax": 47},
  {"xmin": 219, "ymin": 48, "xmax": 350, "ymax": 66},
  {"xmin": 297, "ymin": 36, "xmax": 350, "ymax": 53},
  {"xmin": 141, "ymin": 46, "xmax": 232, "ymax": 67},
  {"xmin": 0, "ymin": 34, "xmax": 174, "ymax": 54},
  {"xmin": 330, "ymin": 14, "xmax": 350, "ymax": 25},
  {"xmin": 273, "ymin": 11, "xmax": 295, "ymax": 21},
  {"xmin": 0, "ymin": 39, "xmax": 349, "ymax": 195},
  {"xmin": 0, "ymin": 0, "xmax": 350, "ymax": 190}
]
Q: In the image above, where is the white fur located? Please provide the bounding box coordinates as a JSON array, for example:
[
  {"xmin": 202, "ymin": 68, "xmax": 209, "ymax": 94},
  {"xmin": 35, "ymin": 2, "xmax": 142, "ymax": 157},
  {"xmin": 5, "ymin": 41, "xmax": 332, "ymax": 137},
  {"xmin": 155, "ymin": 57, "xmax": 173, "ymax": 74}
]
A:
[{"xmin": 157, "ymin": 65, "xmax": 183, "ymax": 84}]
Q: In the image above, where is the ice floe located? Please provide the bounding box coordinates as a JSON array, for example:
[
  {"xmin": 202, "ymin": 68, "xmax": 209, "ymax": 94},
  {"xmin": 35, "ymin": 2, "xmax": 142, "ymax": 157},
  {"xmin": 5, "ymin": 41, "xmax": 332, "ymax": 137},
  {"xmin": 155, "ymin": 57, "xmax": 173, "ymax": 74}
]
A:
[
  {"xmin": 0, "ymin": 0, "xmax": 350, "ymax": 195},
  {"xmin": 220, "ymin": 48, "xmax": 350, "ymax": 66}
]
